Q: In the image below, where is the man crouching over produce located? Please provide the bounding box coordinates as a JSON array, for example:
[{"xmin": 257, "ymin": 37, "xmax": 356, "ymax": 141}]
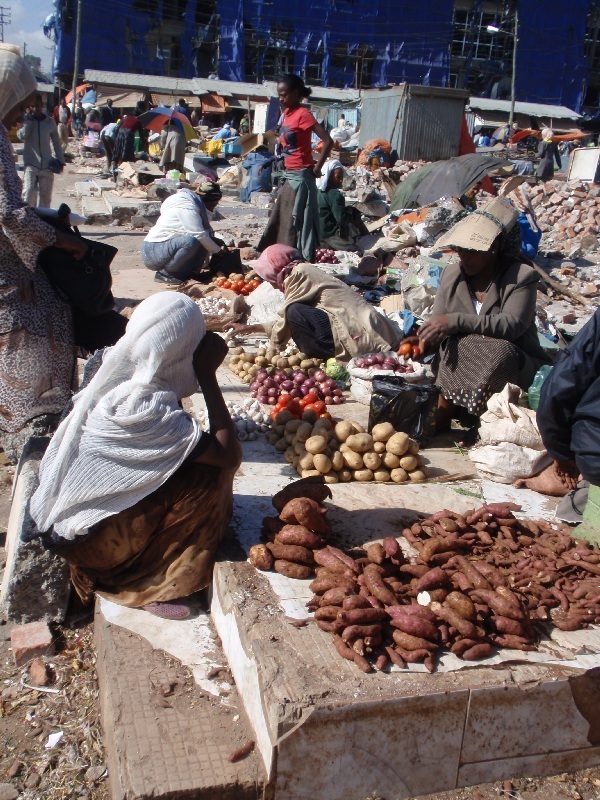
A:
[{"xmin": 230, "ymin": 244, "xmax": 399, "ymax": 360}]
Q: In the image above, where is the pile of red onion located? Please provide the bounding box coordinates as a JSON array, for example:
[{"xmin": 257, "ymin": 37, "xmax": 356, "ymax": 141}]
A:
[
  {"xmin": 354, "ymin": 353, "xmax": 415, "ymax": 374},
  {"xmin": 250, "ymin": 368, "xmax": 346, "ymax": 405},
  {"xmin": 315, "ymin": 248, "xmax": 340, "ymax": 264}
]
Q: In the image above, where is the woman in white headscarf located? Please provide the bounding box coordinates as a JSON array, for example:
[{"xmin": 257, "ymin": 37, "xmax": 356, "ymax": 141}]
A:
[
  {"xmin": 0, "ymin": 44, "xmax": 87, "ymax": 458},
  {"xmin": 30, "ymin": 293, "xmax": 241, "ymax": 620},
  {"xmin": 317, "ymin": 159, "xmax": 368, "ymax": 251},
  {"xmin": 536, "ymin": 128, "xmax": 562, "ymax": 182}
]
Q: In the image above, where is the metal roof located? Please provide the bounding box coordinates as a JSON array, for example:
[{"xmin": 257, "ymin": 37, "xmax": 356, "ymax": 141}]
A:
[
  {"xmin": 467, "ymin": 96, "xmax": 581, "ymax": 120},
  {"xmin": 37, "ymin": 82, "xmax": 55, "ymax": 93},
  {"xmin": 84, "ymin": 69, "xmax": 360, "ymax": 104}
]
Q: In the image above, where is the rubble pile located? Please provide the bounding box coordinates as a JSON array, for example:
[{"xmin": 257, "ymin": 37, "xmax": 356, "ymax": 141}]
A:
[{"xmin": 529, "ymin": 180, "xmax": 600, "ymax": 256}]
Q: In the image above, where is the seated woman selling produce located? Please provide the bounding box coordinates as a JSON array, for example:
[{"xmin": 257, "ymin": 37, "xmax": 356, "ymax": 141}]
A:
[
  {"xmin": 317, "ymin": 159, "xmax": 369, "ymax": 251},
  {"xmin": 29, "ymin": 293, "xmax": 241, "ymax": 621},
  {"xmin": 231, "ymin": 244, "xmax": 399, "ymax": 360},
  {"xmin": 414, "ymin": 197, "xmax": 550, "ymax": 437}
]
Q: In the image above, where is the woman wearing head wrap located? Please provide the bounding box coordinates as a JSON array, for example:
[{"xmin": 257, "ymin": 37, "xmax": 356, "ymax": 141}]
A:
[
  {"xmin": 160, "ymin": 110, "xmax": 187, "ymax": 175},
  {"xmin": 404, "ymin": 198, "xmax": 551, "ymax": 443},
  {"xmin": 317, "ymin": 159, "xmax": 368, "ymax": 251},
  {"xmin": 0, "ymin": 44, "xmax": 91, "ymax": 457},
  {"xmin": 536, "ymin": 128, "xmax": 562, "ymax": 182},
  {"xmin": 111, "ymin": 104, "xmax": 148, "ymax": 169},
  {"xmin": 141, "ymin": 180, "xmax": 225, "ymax": 284},
  {"xmin": 232, "ymin": 244, "xmax": 399, "ymax": 360},
  {"xmin": 30, "ymin": 293, "xmax": 241, "ymax": 620}
]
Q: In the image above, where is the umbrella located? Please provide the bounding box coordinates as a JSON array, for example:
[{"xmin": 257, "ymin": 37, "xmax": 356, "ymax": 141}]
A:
[
  {"xmin": 390, "ymin": 153, "xmax": 512, "ymax": 211},
  {"xmin": 65, "ymin": 82, "xmax": 91, "ymax": 104},
  {"xmin": 138, "ymin": 107, "xmax": 196, "ymax": 142}
]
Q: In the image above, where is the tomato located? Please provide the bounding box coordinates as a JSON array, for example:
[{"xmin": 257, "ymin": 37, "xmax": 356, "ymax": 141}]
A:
[
  {"xmin": 319, "ymin": 412, "xmax": 333, "ymax": 421},
  {"xmin": 240, "ymin": 286, "xmax": 251, "ymax": 296},
  {"xmin": 303, "ymin": 392, "xmax": 318, "ymax": 405},
  {"xmin": 286, "ymin": 399, "xmax": 302, "ymax": 416},
  {"xmin": 398, "ymin": 342, "xmax": 412, "ymax": 357},
  {"xmin": 278, "ymin": 393, "xmax": 291, "ymax": 406},
  {"xmin": 222, "ymin": 280, "xmax": 232, "ymax": 290},
  {"xmin": 411, "ymin": 345, "xmax": 421, "ymax": 360},
  {"xmin": 312, "ymin": 400, "xmax": 326, "ymax": 414}
]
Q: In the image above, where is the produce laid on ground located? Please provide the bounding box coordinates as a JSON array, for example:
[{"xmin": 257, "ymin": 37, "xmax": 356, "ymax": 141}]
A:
[
  {"xmin": 250, "ymin": 479, "xmax": 600, "ymax": 673},
  {"xmin": 315, "ymin": 248, "xmax": 340, "ymax": 265},
  {"xmin": 228, "ymin": 346, "xmax": 346, "ymax": 411},
  {"xmin": 215, "ymin": 272, "xmax": 261, "ymax": 296},
  {"xmin": 267, "ymin": 417, "xmax": 428, "ymax": 484},
  {"xmin": 353, "ymin": 351, "xmax": 419, "ymax": 373},
  {"xmin": 194, "ymin": 398, "xmax": 272, "ymax": 441}
]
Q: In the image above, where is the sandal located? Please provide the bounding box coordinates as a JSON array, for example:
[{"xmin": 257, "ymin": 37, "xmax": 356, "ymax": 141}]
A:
[
  {"xmin": 456, "ymin": 426, "xmax": 480, "ymax": 448},
  {"xmin": 141, "ymin": 601, "xmax": 191, "ymax": 620}
]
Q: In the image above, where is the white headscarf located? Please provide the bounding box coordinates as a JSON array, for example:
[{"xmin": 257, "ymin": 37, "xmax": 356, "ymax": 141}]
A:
[
  {"xmin": 317, "ymin": 159, "xmax": 344, "ymax": 191},
  {"xmin": 0, "ymin": 43, "xmax": 36, "ymax": 121},
  {"xmin": 30, "ymin": 293, "xmax": 206, "ymax": 540}
]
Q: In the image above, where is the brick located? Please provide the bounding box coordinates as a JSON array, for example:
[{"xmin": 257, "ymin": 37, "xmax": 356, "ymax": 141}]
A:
[
  {"xmin": 10, "ymin": 621, "xmax": 54, "ymax": 666},
  {"xmin": 562, "ymin": 312, "xmax": 577, "ymax": 325},
  {"xmin": 28, "ymin": 656, "xmax": 51, "ymax": 686}
]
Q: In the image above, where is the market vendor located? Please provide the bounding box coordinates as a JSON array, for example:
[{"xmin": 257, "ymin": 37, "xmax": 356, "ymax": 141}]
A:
[
  {"xmin": 408, "ymin": 197, "xmax": 550, "ymax": 443},
  {"xmin": 30, "ymin": 293, "xmax": 241, "ymax": 621},
  {"xmin": 230, "ymin": 244, "xmax": 399, "ymax": 360},
  {"xmin": 141, "ymin": 180, "xmax": 226, "ymax": 285},
  {"xmin": 317, "ymin": 159, "xmax": 369, "ymax": 251}
]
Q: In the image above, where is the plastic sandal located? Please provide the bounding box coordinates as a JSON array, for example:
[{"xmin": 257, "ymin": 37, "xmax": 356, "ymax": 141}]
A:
[{"xmin": 141, "ymin": 601, "xmax": 191, "ymax": 620}]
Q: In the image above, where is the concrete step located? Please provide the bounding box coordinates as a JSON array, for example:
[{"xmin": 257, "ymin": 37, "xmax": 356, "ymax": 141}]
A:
[
  {"xmin": 95, "ymin": 601, "xmax": 266, "ymax": 800},
  {"xmin": 81, "ymin": 194, "xmax": 112, "ymax": 224}
]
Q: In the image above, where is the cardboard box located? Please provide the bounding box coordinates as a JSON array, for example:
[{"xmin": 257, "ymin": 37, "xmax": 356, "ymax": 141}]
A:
[{"xmin": 379, "ymin": 294, "xmax": 404, "ymax": 313}]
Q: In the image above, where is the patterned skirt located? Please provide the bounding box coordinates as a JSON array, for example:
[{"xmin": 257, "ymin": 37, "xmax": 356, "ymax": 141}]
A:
[
  {"xmin": 437, "ymin": 334, "xmax": 522, "ymax": 417},
  {"xmin": 55, "ymin": 461, "xmax": 237, "ymax": 607}
]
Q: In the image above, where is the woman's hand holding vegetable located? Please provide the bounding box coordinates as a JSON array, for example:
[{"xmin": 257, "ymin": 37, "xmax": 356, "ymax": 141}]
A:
[
  {"xmin": 228, "ymin": 322, "xmax": 266, "ymax": 337},
  {"xmin": 417, "ymin": 315, "xmax": 450, "ymax": 352}
]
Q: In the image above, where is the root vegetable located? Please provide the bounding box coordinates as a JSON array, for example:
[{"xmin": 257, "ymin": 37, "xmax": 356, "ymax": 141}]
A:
[
  {"xmin": 373, "ymin": 469, "xmax": 391, "ymax": 482},
  {"xmin": 470, "ymin": 589, "xmax": 526, "ymax": 622},
  {"xmin": 382, "ymin": 452, "xmax": 401, "ymax": 470},
  {"xmin": 395, "ymin": 646, "xmax": 431, "ymax": 663},
  {"xmin": 249, "ymin": 544, "xmax": 274, "ymax": 571},
  {"xmin": 339, "ymin": 469, "xmax": 353, "ymax": 482},
  {"xmin": 266, "ymin": 541, "xmax": 315, "ymax": 565},
  {"xmin": 280, "ymin": 497, "xmax": 329, "ymax": 534},
  {"xmin": 390, "ymin": 468, "xmax": 409, "ymax": 483},
  {"xmin": 313, "ymin": 454, "xmax": 332, "ymax": 474},
  {"xmin": 275, "ymin": 525, "xmax": 325, "ymax": 548},
  {"xmin": 310, "ymin": 575, "xmax": 357, "ymax": 594},
  {"xmin": 305, "ymin": 435, "xmax": 328, "ymax": 455},
  {"xmin": 354, "ymin": 468, "xmax": 374, "ymax": 482},
  {"xmin": 342, "ymin": 624, "xmax": 382, "ymax": 642},
  {"xmin": 373, "ymin": 441, "xmax": 386, "ymax": 454},
  {"xmin": 314, "ymin": 548, "xmax": 355, "ymax": 575},
  {"xmin": 324, "ymin": 472, "xmax": 339, "ymax": 484},
  {"xmin": 301, "ymin": 469, "xmax": 321, "ymax": 478},
  {"xmin": 298, "ymin": 452, "xmax": 314, "ymax": 471},
  {"xmin": 430, "ymin": 601, "xmax": 478, "ymax": 638},
  {"xmin": 408, "ymin": 469, "xmax": 428, "ymax": 483},
  {"xmin": 315, "ymin": 606, "xmax": 344, "ymax": 621},
  {"xmin": 363, "ymin": 452, "xmax": 382, "ymax": 470},
  {"xmin": 371, "ymin": 422, "xmax": 395, "ymax": 442},
  {"xmin": 461, "ymin": 643, "xmax": 493, "ymax": 660},
  {"xmin": 366, "ymin": 543, "xmax": 386, "ymax": 564},
  {"xmin": 339, "ymin": 608, "xmax": 387, "ymax": 625},
  {"xmin": 392, "ymin": 630, "xmax": 437, "ymax": 652},
  {"xmin": 334, "ymin": 421, "xmax": 356, "ymax": 442},
  {"xmin": 331, "ymin": 451, "xmax": 344, "ymax": 471},
  {"xmin": 343, "ymin": 595, "xmax": 370, "ymax": 610},
  {"xmin": 342, "ymin": 450, "xmax": 364, "ymax": 470},
  {"xmin": 399, "ymin": 455, "xmax": 418, "ymax": 472},
  {"xmin": 346, "ymin": 433, "xmax": 374, "ymax": 453},
  {"xmin": 315, "ymin": 619, "xmax": 346, "ymax": 633},
  {"xmin": 363, "ymin": 564, "xmax": 398, "ymax": 606},
  {"xmin": 295, "ymin": 422, "xmax": 314, "ymax": 443},
  {"xmin": 389, "ymin": 614, "xmax": 439, "ymax": 641},
  {"xmin": 332, "ymin": 635, "xmax": 373, "ymax": 673},
  {"xmin": 493, "ymin": 616, "xmax": 527, "ymax": 637},
  {"xmin": 320, "ymin": 587, "xmax": 356, "ymax": 606},
  {"xmin": 386, "ymin": 432, "xmax": 409, "ymax": 456},
  {"xmin": 444, "ymin": 591, "xmax": 477, "ymax": 622},
  {"xmin": 272, "ymin": 478, "xmax": 332, "ymax": 511},
  {"xmin": 274, "ymin": 560, "xmax": 312, "ymax": 579},
  {"xmin": 416, "ymin": 567, "xmax": 451, "ymax": 592}
]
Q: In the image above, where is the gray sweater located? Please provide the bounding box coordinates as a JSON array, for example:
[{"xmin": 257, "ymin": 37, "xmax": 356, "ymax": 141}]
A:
[{"xmin": 17, "ymin": 114, "xmax": 65, "ymax": 170}]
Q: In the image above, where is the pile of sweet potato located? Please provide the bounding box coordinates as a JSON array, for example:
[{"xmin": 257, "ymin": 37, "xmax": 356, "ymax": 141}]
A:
[{"xmin": 249, "ymin": 481, "xmax": 600, "ymax": 673}]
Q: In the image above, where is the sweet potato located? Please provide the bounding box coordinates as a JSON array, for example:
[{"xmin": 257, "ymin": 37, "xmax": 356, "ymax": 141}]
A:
[
  {"xmin": 315, "ymin": 605, "xmax": 343, "ymax": 621},
  {"xmin": 450, "ymin": 638, "xmax": 481, "ymax": 656},
  {"xmin": 385, "ymin": 645, "xmax": 407, "ymax": 668},
  {"xmin": 320, "ymin": 587, "xmax": 356, "ymax": 606},
  {"xmin": 262, "ymin": 516, "xmax": 285, "ymax": 536},
  {"xmin": 416, "ymin": 567, "xmax": 451, "ymax": 592},
  {"xmin": 394, "ymin": 647, "xmax": 431, "ymax": 663},
  {"xmin": 332, "ymin": 635, "xmax": 372, "ymax": 673},
  {"xmin": 430, "ymin": 601, "xmax": 477, "ymax": 638},
  {"xmin": 314, "ymin": 548, "xmax": 353, "ymax": 575},
  {"xmin": 275, "ymin": 525, "xmax": 325, "ymax": 549},
  {"xmin": 363, "ymin": 564, "xmax": 397, "ymax": 606},
  {"xmin": 493, "ymin": 616, "xmax": 527, "ymax": 637},
  {"xmin": 492, "ymin": 634, "xmax": 535, "ymax": 650},
  {"xmin": 338, "ymin": 608, "xmax": 387, "ymax": 625},
  {"xmin": 279, "ymin": 497, "xmax": 329, "ymax": 534},
  {"xmin": 392, "ymin": 629, "xmax": 437, "ymax": 652},
  {"xmin": 315, "ymin": 618, "xmax": 346, "ymax": 633},
  {"xmin": 470, "ymin": 589, "xmax": 525, "ymax": 621},
  {"xmin": 366, "ymin": 542, "xmax": 386, "ymax": 565},
  {"xmin": 272, "ymin": 478, "xmax": 332, "ymax": 511},
  {"xmin": 383, "ymin": 536, "xmax": 402, "ymax": 560},
  {"xmin": 342, "ymin": 624, "xmax": 382, "ymax": 642},
  {"xmin": 342, "ymin": 595, "xmax": 370, "ymax": 610},
  {"xmin": 249, "ymin": 544, "xmax": 274, "ymax": 571},
  {"xmin": 327, "ymin": 546, "xmax": 359, "ymax": 572},
  {"xmin": 399, "ymin": 564, "xmax": 430, "ymax": 578},
  {"xmin": 387, "ymin": 604, "xmax": 437, "ymax": 623},
  {"xmin": 274, "ymin": 560, "xmax": 312, "ymax": 579},
  {"xmin": 309, "ymin": 575, "xmax": 357, "ymax": 594},
  {"xmin": 452, "ymin": 556, "xmax": 492, "ymax": 589},
  {"xmin": 444, "ymin": 591, "xmax": 477, "ymax": 622},
  {"xmin": 461, "ymin": 643, "xmax": 493, "ymax": 660},
  {"xmin": 266, "ymin": 541, "xmax": 315, "ymax": 565},
  {"xmin": 388, "ymin": 614, "xmax": 439, "ymax": 641}
]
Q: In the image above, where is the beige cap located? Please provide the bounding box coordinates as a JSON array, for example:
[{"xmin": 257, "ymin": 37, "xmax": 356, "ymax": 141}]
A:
[{"xmin": 436, "ymin": 197, "xmax": 519, "ymax": 252}]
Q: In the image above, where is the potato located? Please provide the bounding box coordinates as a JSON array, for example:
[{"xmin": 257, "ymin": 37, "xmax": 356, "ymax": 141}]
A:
[
  {"xmin": 295, "ymin": 422, "xmax": 314, "ymax": 443},
  {"xmin": 346, "ymin": 433, "xmax": 374, "ymax": 453},
  {"xmin": 371, "ymin": 422, "xmax": 395, "ymax": 442},
  {"xmin": 300, "ymin": 359, "xmax": 314, "ymax": 370},
  {"xmin": 353, "ymin": 468, "xmax": 374, "ymax": 482},
  {"xmin": 249, "ymin": 544, "xmax": 274, "ymax": 571},
  {"xmin": 373, "ymin": 468, "xmax": 391, "ymax": 482},
  {"xmin": 382, "ymin": 451, "xmax": 400, "ymax": 470},
  {"xmin": 301, "ymin": 469, "xmax": 322, "ymax": 478},
  {"xmin": 338, "ymin": 469, "xmax": 352, "ymax": 482},
  {"xmin": 386, "ymin": 432, "xmax": 409, "ymax": 456},
  {"xmin": 313, "ymin": 453, "xmax": 332, "ymax": 474},
  {"xmin": 305, "ymin": 435, "xmax": 328, "ymax": 455},
  {"xmin": 298, "ymin": 451, "xmax": 314, "ymax": 471},
  {"xmin": 339, "ymin": 442, "xmax": 351, "ymax": 453},
  {"xmin": 275, "ymin": 437, "xmax": 288, "ymax": 451},
  {"xmin": 399, "ymin": 455, "xmax": 418, "ymax": 472},
  {"xmin": 342, "ymin": 450, "xmax": 363, "ymax": 470},
  {"xmin": 334, "ymin": 421, "xmax": 355, "ymax": 442},
  {"xmin": 408, "ymin": 469, "xmax": 427, "ymax": 483},
  {"xmin": 324, "ymin": 471, "xmax": 339, "ymax": 484},
  {"xmin": 285, "ymin": 419, "xmax": 304, "ymax": 434},
  {"xmin": 294, "ymin": 441, "xmax": 306, "ymax": 455},
  {"xmin": 274, "ymin": 424, "xmax": 286, "ymax": 435},
  {"xmin": 390, "ymin": 467, "xmax": 409, "ymax": 483},
  {"xmin": 292, "ymin": 456, "xmax": 300, "ymax": 467},
  {"xmin": 314, "ymin": 418, "xmax": 333, "ymax": 432},
  {"xmin": 284, "ymin": 447, "xmax": 295, "ymax": 463},
  {"xmin": 352, "ymin": 423, "xmax": 365, "ymax": 434},
  {"xmin": 284, "ymin": 433, "xmax": 296, "ymax": 444},
  {"xmin": 288, "ymin": 354, "xmax": 301, "ymax": 367},
  {"xmin": 373, "ymin": 441, "xmax": 386, "ymax": 454},
  {"xmin": 407, "ymin": 439, "xmax": 419, "ymax": 455},
  {"xmin": 276, "ymin": 357, "xmax": 289, "ymax": 369},
  {"xmin": 331, "ymin": 450, "xmax": 344, "ymax": 471},
  {"xmin": 363, "ymin": 451, "xmax": 382, "ymax": 470},
  {"xmin": 302, "ymin": 409, "xmax": 319, "ymax": 424}
]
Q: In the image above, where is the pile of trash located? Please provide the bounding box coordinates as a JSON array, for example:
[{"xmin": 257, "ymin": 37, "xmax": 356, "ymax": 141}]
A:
[{"xmin": 529, "ymin": 180, "xmax": 600, "ymax": 256}]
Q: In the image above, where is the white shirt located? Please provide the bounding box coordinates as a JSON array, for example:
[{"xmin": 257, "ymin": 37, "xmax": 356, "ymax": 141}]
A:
[{"xmin": 144, "ymin": 191, "xmax": 221, "ymax": 253}]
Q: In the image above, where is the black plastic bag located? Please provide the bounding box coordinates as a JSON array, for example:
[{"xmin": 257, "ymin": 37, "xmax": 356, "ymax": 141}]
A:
[
  {"xmin": 368, "ymin": 376, "xmax": 439, "ymax": 445},
  {"xmin": 208, "ymin": 247, "xmax": 243, "ymax": 277}
]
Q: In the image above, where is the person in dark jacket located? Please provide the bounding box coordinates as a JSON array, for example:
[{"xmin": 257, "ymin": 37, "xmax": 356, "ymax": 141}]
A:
[
  {"xmin": 317, "ymin": 159, "xmax": 368, "ymax": 250},
  {"xmin": 536, "ymin": 128, "xmax": 562, "ymax": 182},
  {"xmin": 536, "ymin": 309, "xmax": 600, "ymax": 538}
]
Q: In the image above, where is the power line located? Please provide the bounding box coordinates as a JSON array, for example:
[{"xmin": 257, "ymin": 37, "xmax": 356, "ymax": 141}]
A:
[{"xmin": 0, "ymin": 5, "xmax": 11, "ymax": 43}]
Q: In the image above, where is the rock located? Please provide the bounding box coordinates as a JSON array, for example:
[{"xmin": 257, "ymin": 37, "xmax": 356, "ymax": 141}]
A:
[
  {"xmin": 562, "ymin": 312, "xmax": 576, "ymax": 325},
  {"xmin": 580, "ymin": 234, "xmax": 599, "ymax": 253},
  {"xmin": 85, "ymin": 765, "xmax": 106, "ymax": 783},
  {"xmin": 10, "ymin": 620, "xmax": 54, "ymax": 667},
  {"xmin": 6, "ymin": 762, "xmax": 21, "ymax": 779},
  {"xmin": 0, "ymin": 784, "xmax": 18, "ymax": 800},
  {"xmin": 145, "ymin": 183, "xmax": 174, "ymax": 201},
  {"xmin": 28, "ymin": 656, "xmax": 51, "ymax": 686},
  {"xmin": 24, "ymin": 773, "xmax": 41, "ymax": 789},
  {"xmin": 109, "ymin": 218, "xmax": 121, "ymax": 227},
  {"xmin": 130, "ymin": 215, "xmax": 145, "ymax": 229},
  {"xmin": 581, "ymin": 282, "xmax": 599, "ymax": 297}
]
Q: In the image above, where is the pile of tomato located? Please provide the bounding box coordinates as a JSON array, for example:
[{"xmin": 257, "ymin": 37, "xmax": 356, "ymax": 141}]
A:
[
  {"xmin": 269, "ymin": 393, "xmax": 333, "ymax": 422},
  {"xmin": 398, "ymin": 341, "xmax": 422, "ymax": 360},
  {"xmin": 216, "ymin": 276, "xmax": 261, "ymax": 296}
]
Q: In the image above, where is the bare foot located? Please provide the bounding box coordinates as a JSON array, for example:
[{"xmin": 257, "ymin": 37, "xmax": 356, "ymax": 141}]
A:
[{"xmin": 513, "ymin": 463, "xmax": 571, "ymax": 497}]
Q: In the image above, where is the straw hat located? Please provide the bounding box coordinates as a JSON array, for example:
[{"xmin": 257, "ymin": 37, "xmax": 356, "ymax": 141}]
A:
[{"xmin": 436, "ymin": 197, "xmax": 518, "ymax": 252}]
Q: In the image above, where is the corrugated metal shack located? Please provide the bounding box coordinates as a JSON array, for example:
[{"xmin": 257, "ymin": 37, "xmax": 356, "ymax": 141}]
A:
[{"xmin": 359, "ymin": 84, "xmax": 469, "ymax": 161}]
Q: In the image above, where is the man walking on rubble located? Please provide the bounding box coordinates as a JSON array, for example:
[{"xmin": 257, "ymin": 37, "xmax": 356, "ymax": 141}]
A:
[{"xmin": 18, "ymin": 92, "xmax": 65, "ymax": 208}]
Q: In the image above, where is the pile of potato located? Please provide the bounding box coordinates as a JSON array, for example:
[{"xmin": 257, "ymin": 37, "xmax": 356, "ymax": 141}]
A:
[
  {"xmin": 268, "ymin": 416, "xmax": 429, "ymax": 484},
  {"xmin": 249, "ymin": 480, "xmax": 600, "ymax": 674},
  {"xmin": 228, "ymin": 346, "xmax": 322, "ymax": 385},
  {"xmin": 249, "ymin": 478, "xmax": 333, "ymax": 579}
]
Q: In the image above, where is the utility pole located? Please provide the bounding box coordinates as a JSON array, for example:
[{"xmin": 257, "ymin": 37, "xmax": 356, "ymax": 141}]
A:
[
  {"xmin": 0, "ymin": 6, "xmax": 11, "ymax": 43},
  {"xmin": 70, "ymin": 0, "xmax": 82, "ymax": 120},
  {"xmin": 22, "ymin": 41, "xmax": 26, "ymax": 57},
  {"xmin": 508, "ymin": 7, "xmax": 518, "ymax": 130}
]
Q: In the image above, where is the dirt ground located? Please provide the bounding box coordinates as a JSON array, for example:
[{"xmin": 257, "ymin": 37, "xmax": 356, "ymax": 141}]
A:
[{"xmin": 1, "ymin": 161, "xmax": 600, "ymax": 800}]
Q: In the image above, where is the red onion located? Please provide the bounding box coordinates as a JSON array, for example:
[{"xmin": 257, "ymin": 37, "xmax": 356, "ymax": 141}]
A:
[
  {"xmin": 258, "ymin": 394, "xmax": 269, "ymax": 404},
  {"xmin": 303, "ymin": 378, "xmax": 316, "ymax": 389},
  {"xmin": 332, "ymin": 395, "xmax": 343, "ymax": 404},
  {"xmin": 365, "ymin": 356, "xmax": 377, "ymax": 366},
  {"xmin": 250, "ymin": 390, "xmax": 257, "ymax": 398},
  {"xmin": 324, "ymin": 378, "xmax": 336, "ymax": 390},
  {"xmin": 314, "ymin": 370, "xmax": 327, "ymax": 383},
  {"xmin": 300, "ymin": 385, "xmax": 312, "ymax": 396},
  {"xmin": 293, "ymin": 372, "xmax": 305, "ymax": 385},
  {"xmin": 263, "ymin": 378, "xmax": 275, "ymax": 390},
  {"xmin": 267, "ymin": 387, "xmax": 278, "ymax": 396},
  {"xmin": 324, "ymin": 395, "xmax": 334, "ymax": 404},
  {"xmin": 250, "ymin": 380, "xmax": 259, "ymax": 391},
  {"xmin": 281, "ymin": 380, "xmax": 293, "ymax": 390},
  {"xmin": 290, "ymin": 389, "xmax": 302, "ymax": 399},
  {"xmin": 267, "ymin": 396, "xmax": 277, "ymax": 405},
  {"xmin": 332, "ymin": 388, "xmax": 343, "ymax": 397}
]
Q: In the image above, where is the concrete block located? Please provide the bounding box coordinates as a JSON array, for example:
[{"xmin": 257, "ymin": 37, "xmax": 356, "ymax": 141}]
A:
[
  {"xmin": 81, "ymin": 194, "xmax": 111, "ymax": 224},
  {"xmin": 10, "ymin": 620, "xmax": 54, "ymax": 666},
  {"xmin": 0, "ymin": 437, "xmax": 71, "ymax": 624}
]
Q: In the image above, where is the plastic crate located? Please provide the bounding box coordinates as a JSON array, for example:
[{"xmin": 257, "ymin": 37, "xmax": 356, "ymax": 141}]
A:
[{"xmin": 223, "ymin": 140, "xmax": 242, "ymax": 155}]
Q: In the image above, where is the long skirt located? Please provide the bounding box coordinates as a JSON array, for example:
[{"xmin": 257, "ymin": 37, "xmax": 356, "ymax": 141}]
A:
[
  {"xmin": 160, "ymin": 127, "xmax": 186, "ymax": 173},
  {"xmin": 54, "ymin": 461, "xmax": 237, "ymax": 607},
  {"xmin": 436, "ymin": 334, "xmax": 524, "ymax": 417},
  {"xmin": 258, "ymin": 168, "xmax": 320, "ymax": 262},
  {"xmin": 112, "ymin": 128, "xmax": 136, "ymax": 166}
]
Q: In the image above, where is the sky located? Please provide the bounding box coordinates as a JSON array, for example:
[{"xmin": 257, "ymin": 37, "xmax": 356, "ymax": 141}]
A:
[{"xmin": 6, "ymin": 0, "xmax": 56, "ymax": 76}]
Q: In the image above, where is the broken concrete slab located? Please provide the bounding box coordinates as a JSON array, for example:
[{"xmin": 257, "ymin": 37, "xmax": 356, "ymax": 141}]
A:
[
  {"xmin": 102, "ymin": 191, "xmax": 154, "ymax": 222},
  {"xmin": 0, "ymin": 437, "xmax": 71, "ymax": 625},
  {"xmin": 80, "ymin": 194, "xmax": 112, "ymax": 224}
]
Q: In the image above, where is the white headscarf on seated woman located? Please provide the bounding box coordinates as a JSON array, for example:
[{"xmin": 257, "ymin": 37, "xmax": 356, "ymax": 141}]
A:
[
  {"xmin": 30, "ymin": 292, "xmax": 206, "ymax": 540},
  {"xmin": 0, "ymin": 43, "xmax": 36, "ymax": 120},
  {"xmin": 316, "ymin": 159, "xmax": 344, "ymax": 191}
]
